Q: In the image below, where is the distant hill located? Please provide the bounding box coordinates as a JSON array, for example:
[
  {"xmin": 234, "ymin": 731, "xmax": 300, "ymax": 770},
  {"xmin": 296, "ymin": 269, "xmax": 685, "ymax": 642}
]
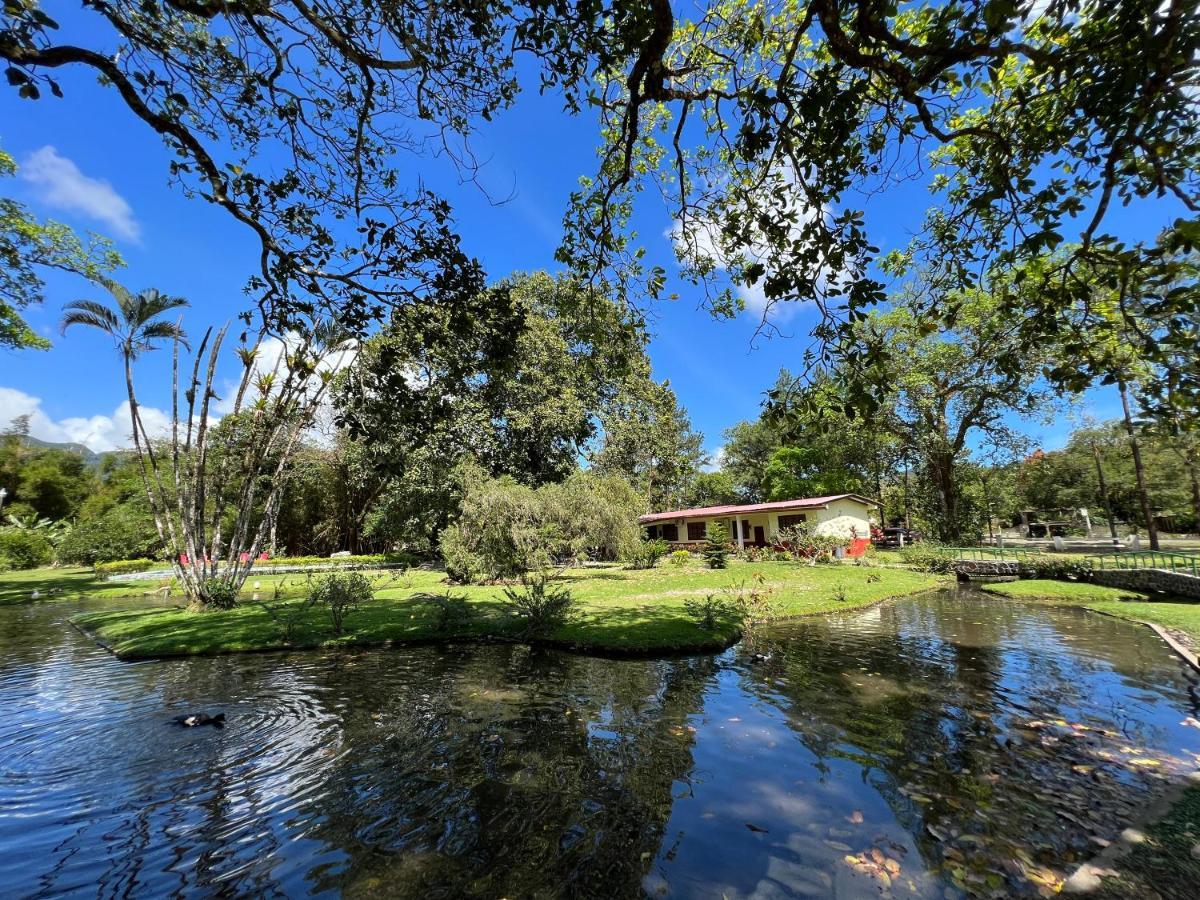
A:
[{"xmin": 16, "ymin": 435, "xmax": 107, "ymax": 465}]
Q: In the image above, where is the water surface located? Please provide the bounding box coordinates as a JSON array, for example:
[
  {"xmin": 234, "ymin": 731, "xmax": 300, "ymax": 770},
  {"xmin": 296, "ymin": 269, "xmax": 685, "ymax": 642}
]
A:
[{"xmin": 1, "ymin": 589, "xmax": 1198, "ymax": 898}]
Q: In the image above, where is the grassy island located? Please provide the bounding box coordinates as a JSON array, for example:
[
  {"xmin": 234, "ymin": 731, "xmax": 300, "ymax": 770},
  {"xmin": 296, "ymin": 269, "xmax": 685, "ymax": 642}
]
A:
[{"xmin": 64, "ymin": 562, "xmax": 944, "ymax": 660}]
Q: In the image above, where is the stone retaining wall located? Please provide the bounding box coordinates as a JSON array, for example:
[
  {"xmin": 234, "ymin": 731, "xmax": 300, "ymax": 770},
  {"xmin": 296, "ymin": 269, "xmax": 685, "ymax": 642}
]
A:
[{"xmin": 1091, "ymin": 568, "xmax": 1200, "ymax": 600}]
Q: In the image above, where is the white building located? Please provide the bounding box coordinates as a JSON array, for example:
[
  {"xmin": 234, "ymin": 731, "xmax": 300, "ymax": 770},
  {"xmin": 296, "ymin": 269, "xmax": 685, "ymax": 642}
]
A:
[{"xmin": 638, "ymin": 494, "xmax": 878, "ymax": 549}]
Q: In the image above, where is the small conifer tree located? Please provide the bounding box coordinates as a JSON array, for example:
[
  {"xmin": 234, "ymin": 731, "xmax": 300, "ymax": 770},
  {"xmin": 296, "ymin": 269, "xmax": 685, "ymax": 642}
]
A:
[{"xmin": 704, "ymin": 521, "xmax": 730, "ymax": 569}]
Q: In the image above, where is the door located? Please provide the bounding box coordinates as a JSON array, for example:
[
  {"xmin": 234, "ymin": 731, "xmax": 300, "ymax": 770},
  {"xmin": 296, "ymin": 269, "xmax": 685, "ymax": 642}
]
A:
[{"xmin": 754, "ymin": 526, "xmax": 765, "ymax": 546}]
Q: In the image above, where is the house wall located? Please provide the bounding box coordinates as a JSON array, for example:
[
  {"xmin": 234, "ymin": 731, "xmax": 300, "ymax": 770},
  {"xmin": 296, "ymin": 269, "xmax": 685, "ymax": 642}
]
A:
[
  {"xmin": 809, "ymin": 498, "xmax": 873, "ymax": 539},
  {"xmin": 646, "ymin": 500, "xmax": 874, "ymax": 546}
]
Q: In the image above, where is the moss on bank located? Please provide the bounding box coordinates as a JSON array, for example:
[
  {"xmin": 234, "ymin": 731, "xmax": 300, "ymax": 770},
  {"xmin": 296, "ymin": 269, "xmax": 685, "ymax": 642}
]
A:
[
  {"xmin": 1091, "ymin": 783, "xmax": 1200, "ymax": 900},
  {"xmin": 66, "ymin": 562, "xmax": 943, "ymax": 659}
]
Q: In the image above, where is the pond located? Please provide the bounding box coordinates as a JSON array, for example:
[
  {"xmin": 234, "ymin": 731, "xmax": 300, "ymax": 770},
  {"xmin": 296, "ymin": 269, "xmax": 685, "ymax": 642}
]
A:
[{"xmin": 2, "ymin": 588, "xmax": 1198, "ymax": 898}]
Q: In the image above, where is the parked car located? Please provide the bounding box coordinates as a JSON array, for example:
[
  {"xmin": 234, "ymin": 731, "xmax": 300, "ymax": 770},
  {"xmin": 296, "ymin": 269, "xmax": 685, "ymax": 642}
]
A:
[{"xmin": 872, "ymin": 527, "xmax": 921, "ymax": 549}]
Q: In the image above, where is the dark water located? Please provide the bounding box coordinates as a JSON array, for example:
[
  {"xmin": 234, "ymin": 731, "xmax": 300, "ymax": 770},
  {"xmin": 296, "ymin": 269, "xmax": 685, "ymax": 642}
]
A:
[{"xmin": 2, "ymin": 590, "xmax": 1199, "ymax": 898}]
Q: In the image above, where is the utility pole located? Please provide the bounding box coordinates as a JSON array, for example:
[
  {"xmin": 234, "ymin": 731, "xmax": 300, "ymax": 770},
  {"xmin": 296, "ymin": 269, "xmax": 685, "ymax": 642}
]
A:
[{"xmin": 1090, "ymin": 439, "xmax": 1121, "ymax": 548}]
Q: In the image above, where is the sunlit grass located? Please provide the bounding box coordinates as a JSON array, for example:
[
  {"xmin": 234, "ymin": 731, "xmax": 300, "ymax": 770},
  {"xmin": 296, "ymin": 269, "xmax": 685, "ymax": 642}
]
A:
[
  {"xmin": 981, "ymin": 579, "xmax": 1200, "ymax": 643},
  {"xmin": 62, "ymin": 560, "xmax": 944, "ymax": 659}
]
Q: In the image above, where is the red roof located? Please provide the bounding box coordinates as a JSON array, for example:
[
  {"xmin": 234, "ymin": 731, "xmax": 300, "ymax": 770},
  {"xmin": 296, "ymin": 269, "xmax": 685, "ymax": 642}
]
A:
[{"xmin": 637, "ymin": 494, "xmax": 877, "ymax": 524}]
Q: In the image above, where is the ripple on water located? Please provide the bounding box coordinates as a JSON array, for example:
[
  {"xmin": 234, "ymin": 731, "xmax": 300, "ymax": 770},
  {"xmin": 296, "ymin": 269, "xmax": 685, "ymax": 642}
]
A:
[{"xmin": 0, "ymin": 589, "xmax": 1198, "ymax": 898}]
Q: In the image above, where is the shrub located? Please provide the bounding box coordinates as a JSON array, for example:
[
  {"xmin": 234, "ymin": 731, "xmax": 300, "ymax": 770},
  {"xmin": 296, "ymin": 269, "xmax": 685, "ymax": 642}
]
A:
[
  {"xmin": 0, "ymin": 528, "xmax": 53, "ymax": 570},
  {"xmin": 309, "ymin": 571, "xmax": 376, "ymax": 634},
  {"xmin": 502, "ymin": 573, "xmax": 576, "ymax": 636},
  {"xmin": 625, "ymin": 538, "xmax": 669, "ymax": 570},
  {"xmin": 196, "ymin": 578, "xmax": 241, "ymax": 610},
  {"xmin": 777, "ymin": 523, "xmax": 843, "ymax": 563},
  {"xmin": 897, "ymin": 544, "xmax": 956, "ymax": 573},
  {"xmin": 726, "ymin": 573, "xmax": 777, "ymax": 624},
  {"xmin": 832, "ymin": 582, "xmax": 848, "ymax": 602},
  {"xmin": 683, "ymin": 593, "xmax": 741, "ymax": 631},
  {"xmin": 704, "ymin": 521, "xmax": 730, "ymax": 569},
  {"xmin": 94, "ymin": 558, "xmax": 160, "ymax": 578},
  {"xmin": 56, "ymin": 504, "xmax": 162, "ymax": 565},
  {"xmin": 256, "ymin": 581, "xmax": 309, "ymax": 643},
  {"xmin": 670, "ymin": 550, "xmax": 691, "ymax": 567},
  {"xmin": 439, "ymin": 524, "xmax": 485, "ymax": 584},
  {"xmin": 1018, "ymin": 554, "xmax": 1093, "ymax": 581},
  {"xmin": 422, "ymin": 591, "xmax": 473, "ymax": 632}
]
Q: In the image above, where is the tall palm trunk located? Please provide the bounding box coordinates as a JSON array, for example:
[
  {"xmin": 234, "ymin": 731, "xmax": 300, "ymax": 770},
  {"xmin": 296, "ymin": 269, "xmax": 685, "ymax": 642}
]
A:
[{"xmin": 1119, "ymin": 382, "xmax": 1159, "ymax": 550}]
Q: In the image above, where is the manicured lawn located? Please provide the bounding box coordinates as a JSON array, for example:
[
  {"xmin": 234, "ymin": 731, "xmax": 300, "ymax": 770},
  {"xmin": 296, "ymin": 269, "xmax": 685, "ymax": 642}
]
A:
[
  {"xmin": 981, "ymin": 578, "xmax": 1200, "ymax": 644},
  {"xmin": 0, "ymin": 566, "xmax": 184, "ymax": 606},
  {"xmin": 65, "ymin": 561, "xmax": 944, "ymax": 659}
]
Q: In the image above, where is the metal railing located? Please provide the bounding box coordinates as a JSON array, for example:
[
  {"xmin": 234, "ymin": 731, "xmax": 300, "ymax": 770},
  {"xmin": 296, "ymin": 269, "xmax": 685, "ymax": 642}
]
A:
[
  {"xmin": 945, "ymin": 547, "xmax": 1032, "ymax": 561},
  {"xmin": 1086, "ymin": 551, "xmax": 1200, "ymax": 577}
]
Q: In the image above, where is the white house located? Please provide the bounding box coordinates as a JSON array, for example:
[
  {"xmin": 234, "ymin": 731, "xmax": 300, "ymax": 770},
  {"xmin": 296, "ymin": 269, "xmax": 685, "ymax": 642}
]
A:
[{"xmin": 638, "ymin": 494, "xmax": 878, "ymax": 549}]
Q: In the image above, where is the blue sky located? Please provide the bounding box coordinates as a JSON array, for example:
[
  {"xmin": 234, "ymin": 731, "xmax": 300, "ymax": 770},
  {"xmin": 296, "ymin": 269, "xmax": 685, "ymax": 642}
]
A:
[{"xmin": 0, "ymin": 19, "xmax": 1175, "ymax": 457}]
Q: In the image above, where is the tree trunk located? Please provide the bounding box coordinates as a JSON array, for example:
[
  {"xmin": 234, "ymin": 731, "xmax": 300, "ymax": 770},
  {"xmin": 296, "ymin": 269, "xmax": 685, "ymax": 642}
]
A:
[
  {"xmin": 1090, "ymin": 440, "xmax": 1121, "ymax": 547},
  {"xmin": 928, "ymin": 452, "xmax": 960, "ymax": 543},
  {"xmin": 1119, "ymin": 382, "xmax": 1159, "ymax": 550},
  {"xmin": 1186, "ymin": 451, "xmax": 1200, "ymax": 535}
]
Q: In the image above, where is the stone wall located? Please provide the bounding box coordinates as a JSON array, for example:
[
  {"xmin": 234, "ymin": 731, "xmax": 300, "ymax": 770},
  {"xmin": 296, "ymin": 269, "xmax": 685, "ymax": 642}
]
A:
[
  {"xmin": 1091, "ymin": 568, "xmax": 1200, "ymax": 601},
  {"xmin": 953, "ymin": 560, "xmax": 1021, "ymax": 578}
]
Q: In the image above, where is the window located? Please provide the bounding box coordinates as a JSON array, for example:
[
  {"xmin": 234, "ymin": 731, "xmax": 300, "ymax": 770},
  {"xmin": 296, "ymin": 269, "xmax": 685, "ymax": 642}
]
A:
[
  {"xmin": 778, "ymin": 513, "xmax": 808, "ymax": 530},
  {"xmin": 687, "ymin": 521, "xmax": 707, "ymax": 541},
  {"xmin": 645, "ymin": 525, "xmax": 659, "ymax": 540},
  {"xmin": 662, "ymin": 524, "xmax": 679, "ymax": 542}
]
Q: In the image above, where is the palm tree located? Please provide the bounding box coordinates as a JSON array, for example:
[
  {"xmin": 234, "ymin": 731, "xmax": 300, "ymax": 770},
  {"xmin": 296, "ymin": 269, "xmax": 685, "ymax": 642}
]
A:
[{"xmin": 61, "ymin": 278, "xmax": 189, "ymax": 455}]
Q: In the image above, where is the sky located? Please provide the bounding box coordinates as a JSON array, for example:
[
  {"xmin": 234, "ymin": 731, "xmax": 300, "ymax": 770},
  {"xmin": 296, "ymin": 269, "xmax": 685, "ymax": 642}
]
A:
[{"xmin": 0, "ymin": 11, "xmax": 1176, "ymax": 461}]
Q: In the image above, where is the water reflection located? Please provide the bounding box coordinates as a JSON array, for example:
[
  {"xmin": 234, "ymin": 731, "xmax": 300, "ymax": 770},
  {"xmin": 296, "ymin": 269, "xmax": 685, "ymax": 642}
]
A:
[{"xmin": 0, "ymin": 590, "xmax": 1197, "ymax": 898}]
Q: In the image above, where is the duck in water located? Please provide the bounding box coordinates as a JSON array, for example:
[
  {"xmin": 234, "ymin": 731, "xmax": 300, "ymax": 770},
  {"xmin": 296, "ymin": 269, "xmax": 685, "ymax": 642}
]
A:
[{"xmin": 173, "ymin": 712, "xmax": 226, "ymax": 728}]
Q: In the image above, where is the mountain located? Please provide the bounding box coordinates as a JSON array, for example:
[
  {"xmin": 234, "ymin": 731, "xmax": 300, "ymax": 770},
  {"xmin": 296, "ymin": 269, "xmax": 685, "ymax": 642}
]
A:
[{"xmin": 17, "ymin": 435, "xmax": 105, "ymax": 466}]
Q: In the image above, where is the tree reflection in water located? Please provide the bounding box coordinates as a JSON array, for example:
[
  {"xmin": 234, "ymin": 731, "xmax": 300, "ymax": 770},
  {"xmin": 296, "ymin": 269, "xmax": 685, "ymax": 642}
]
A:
[{"xmin": 1, "ymin": 590, "xmax": 1199, "ymax": 898}]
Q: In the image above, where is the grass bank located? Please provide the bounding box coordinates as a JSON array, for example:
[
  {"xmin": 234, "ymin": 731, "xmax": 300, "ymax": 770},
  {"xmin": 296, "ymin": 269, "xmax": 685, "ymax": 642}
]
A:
[
  {"xmin": 980, "ymin": 579, "xmax": 1200, "ymax": 646},
  {"xmin": 66, "ymin": 562, "xmax": 944, "ymax": 659},
  {"xmin": 1090, "ymin": 782, "xmax": 1200, "ymax": 900}
]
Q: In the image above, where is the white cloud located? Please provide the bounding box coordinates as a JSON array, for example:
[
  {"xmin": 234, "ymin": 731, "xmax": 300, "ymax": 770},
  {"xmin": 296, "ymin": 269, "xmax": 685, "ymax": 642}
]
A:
[
  {"xmin": 702, "ymin": 445, "xmax": 725, "ymax": 473},
  {"xmin": 0, "ymin": 386, "xmax": 170, "ymax": 452},
  {"xmin": 667, "ymin": 168, "xmax": 844, "ymax": 327},
  {"xmin": 20, "ymin": 146, "xmax": 141, "ymax": 242}
]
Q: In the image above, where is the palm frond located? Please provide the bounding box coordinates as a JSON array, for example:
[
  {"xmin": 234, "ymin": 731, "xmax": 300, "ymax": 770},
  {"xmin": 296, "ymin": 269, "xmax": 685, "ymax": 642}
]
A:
[
  {"xmin": 60, "ymin": 300, "xmax": 121, "ymax": 337},
  {"xmin": 140, "ymin": 320, "xmax": 190, "ymax": 349}
]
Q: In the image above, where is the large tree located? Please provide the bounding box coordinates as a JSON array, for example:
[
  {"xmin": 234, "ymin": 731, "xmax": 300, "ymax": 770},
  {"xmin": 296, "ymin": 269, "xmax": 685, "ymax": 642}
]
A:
[
  {"xmin": 591, "ymin": 373, "xmax": 706, "ymax": 511},
  {"xmin": 337, "ymin": 272, "xmax": 645, "ymax": 548},
  {"xmin": 561, "ymin": 0, "xmax": 1198, "ymax": 390},
  {"xmin": 817, "ymin": 283, "xmax": 1059, "ymax": 542}
]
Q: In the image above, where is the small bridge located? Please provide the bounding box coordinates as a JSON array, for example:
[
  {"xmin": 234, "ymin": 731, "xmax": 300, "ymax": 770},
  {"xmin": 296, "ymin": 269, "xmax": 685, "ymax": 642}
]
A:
[
  {"xmin": 946, "ymin": 547, "xmax": 1200, "ymax": 600},
  {"xmin": 947, "ymin": 547, "xmax": 1029, "ymax": 578}
]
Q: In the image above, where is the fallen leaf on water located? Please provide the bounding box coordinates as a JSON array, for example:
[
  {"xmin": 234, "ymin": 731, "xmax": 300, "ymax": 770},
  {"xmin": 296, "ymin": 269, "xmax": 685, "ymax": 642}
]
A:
[{"xmin": 847, "ymin": 810, "xmax": 864, "ymax": 824}]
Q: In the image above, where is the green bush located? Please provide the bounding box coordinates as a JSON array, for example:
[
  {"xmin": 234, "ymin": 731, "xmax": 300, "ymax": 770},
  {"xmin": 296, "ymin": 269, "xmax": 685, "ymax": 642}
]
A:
[
  {"xmin": 897, "ymin": 544, "xmax": 956, "ymax": 573},
  {"xmin": 502, "ymin": 573, "xmax": 576, "ymax": 636},
  {"xmin": 439, "ymin": 524, "xmax": 485, "ymax": 584},
  {"xmin": 309, "ymin": 571, "xmax": 376, "ymax": 634},
  {"xmin": 199, "ymin": 578, "xmax": 241, "ymax": 610},
  {"xmin": 94, "ymin": 558, "xmax": 160, "ymax": 577},
  {"xmin": 670, "ymin": 550, "xmax": 691, "ymax": 567},
  {"xmin": 683, "ymin": 593, "xmax": 740, "ymax": 631},
  {"xmin": 625, "ymin": 538, "xmax": 670, "ymax": 570},
  {"xmin": 420, "ymin": 591, "xmax": 474, "ymax": 632},
  {"xmin": 0, "ymin": 528, "xmax": 54, "ymax": 570},
  {"xmin": 704, "ymin": 521, "xmax": 730, "ymax": 569},
  {"xmin": 56, "ymin": 504, "xmax": 162, "ymax": 565},
  {"xmin": 1018, "ymin": 554, "xmax": 1093, "ymax": 581}
]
